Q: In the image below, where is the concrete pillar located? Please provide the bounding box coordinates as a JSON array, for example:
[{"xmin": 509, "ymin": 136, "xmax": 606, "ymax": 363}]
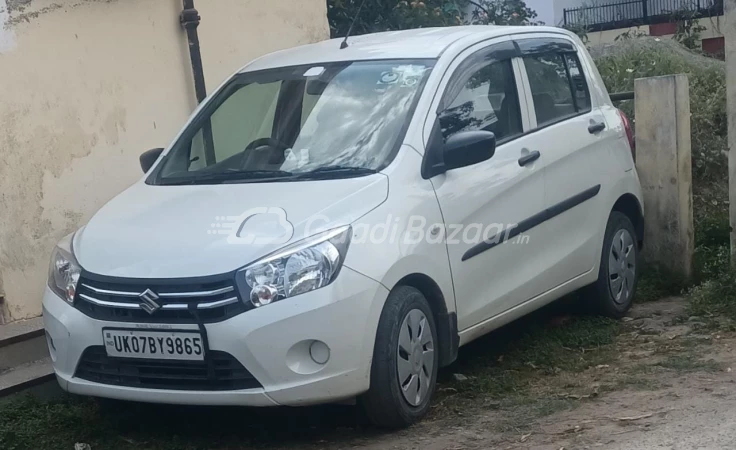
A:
[
  {"xmin": 635, "ymin": 74, "xmax": 694, "ymax": 278},
  {"xmin": 726, "ymin": 0, "xmax": 736, "ymax": 267}
]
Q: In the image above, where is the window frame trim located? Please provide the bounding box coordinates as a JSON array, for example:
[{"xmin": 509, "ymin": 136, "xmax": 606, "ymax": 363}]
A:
[{"xmin": 564, "ymin": 52, "xmax": 593, "ymax": 115}]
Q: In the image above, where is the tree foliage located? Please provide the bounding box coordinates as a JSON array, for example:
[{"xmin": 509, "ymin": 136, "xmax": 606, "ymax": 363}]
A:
[
  {"xmin": 465, "ymin": 0, "xmax": 539, "ymax": 26},
  {"xmin": 327, "ymin": 0, "xmax": 539, "ymax": 38}
]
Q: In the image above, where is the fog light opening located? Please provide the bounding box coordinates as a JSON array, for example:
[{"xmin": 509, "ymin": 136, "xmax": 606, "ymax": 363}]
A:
[
  {"xmin": 45, "ymin": 331, "xmax": 57, "ymax": 362},
  {"xmin": 309, "ymin": 340, "xmax": 330, "ymax": 365},
  {"xmin": 46, "ymin": 332, "xmax": 56, "ymax": 352}
]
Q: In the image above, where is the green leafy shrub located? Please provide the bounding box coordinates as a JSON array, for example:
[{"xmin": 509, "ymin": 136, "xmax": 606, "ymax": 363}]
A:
[{"xmin": 591, "ymin": 38, "xmax": 727, "ymax": 185}]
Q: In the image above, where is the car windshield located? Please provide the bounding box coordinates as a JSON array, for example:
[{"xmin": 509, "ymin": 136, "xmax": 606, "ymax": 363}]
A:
[{"xmin": 151, "ymin": 59, "xmax": 435, "ymax": 185}]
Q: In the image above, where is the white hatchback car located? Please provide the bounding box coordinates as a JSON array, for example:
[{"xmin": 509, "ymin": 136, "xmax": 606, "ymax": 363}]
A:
[{"xmin": 44, "ymin": 26, "xmax": 643, "ymax": 428}]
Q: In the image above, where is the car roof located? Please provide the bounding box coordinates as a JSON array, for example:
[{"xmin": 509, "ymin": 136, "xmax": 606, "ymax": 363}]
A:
[{"xmin": 241, "ymin": 26, "xmax": 573, "ymax": 72}]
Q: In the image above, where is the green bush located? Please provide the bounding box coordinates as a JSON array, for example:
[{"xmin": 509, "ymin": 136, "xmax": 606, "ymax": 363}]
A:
[{"xmin": 591, "ymin": 38, "xmax": 727, "ymax": 184}]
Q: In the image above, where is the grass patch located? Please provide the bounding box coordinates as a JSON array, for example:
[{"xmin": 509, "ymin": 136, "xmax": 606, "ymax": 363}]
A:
[
  {"xmin": 684, "ymin": 274, "xmax": 736, "ymax": 330},
  {"xmin": 636, "ymin": 266, "xmax": 688, "ymax": 303},
  {"xmin": 0, "ymin": 394, "xmax": 377, "ymax": 450},
  {"xmin": 439, "ymin": 314, "xmax": 620, "ymax": 404}
]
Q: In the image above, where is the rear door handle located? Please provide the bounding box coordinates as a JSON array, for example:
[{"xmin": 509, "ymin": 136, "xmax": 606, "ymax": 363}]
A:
[
  {"xmin": 518, "ymin": 151, "xmax": 541, "ymax": 167},
  {"xmin": 588, "ymin": 121, "xmax": 606, "ymax": 134}
]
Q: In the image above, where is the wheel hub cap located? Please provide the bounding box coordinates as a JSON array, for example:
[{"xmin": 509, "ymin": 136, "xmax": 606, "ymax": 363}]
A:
[
  {"xmin": 608, "ymin": 229, "xmax": 636, "ymax": 304},
  {"xmin": 397, "ymin": 309, "xmax": 435, "ymax": 406}
]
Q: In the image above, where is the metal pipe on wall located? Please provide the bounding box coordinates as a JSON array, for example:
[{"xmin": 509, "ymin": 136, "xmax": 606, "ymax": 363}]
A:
[
  {"xmin": 180, "ymin": 0, "xmax": 215, "ymax": 165},
  {"xmin": 180, "ymin": 0, "xmax": 207, "ymax": 104}
]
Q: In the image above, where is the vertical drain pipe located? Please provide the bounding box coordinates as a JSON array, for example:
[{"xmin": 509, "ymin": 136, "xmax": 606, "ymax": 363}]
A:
[
  {"xmin": 180, "ymin": 0, "xmax": 215, "ymax": 165},
  {"xmin": 180, "ymin": 0, "xmax": 207, "ymax": 103}
]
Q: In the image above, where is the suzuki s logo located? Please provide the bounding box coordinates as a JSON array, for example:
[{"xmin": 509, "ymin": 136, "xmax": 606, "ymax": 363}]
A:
[{"xmin": 139, "ymin": 289, "xmax": 161, "ymax": 315}]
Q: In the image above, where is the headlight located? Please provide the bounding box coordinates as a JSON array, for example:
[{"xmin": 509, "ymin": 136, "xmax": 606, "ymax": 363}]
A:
[
  {"xmin": 48, "ymin": 234, "xmax": 81, "ymax": 304},
  {"xmin": 236, "ymin": 226, "xmax": 351, "ymax": 307}
]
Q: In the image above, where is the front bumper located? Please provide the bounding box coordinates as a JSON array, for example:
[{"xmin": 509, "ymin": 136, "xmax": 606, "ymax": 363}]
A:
[{"xmin": 42, "ymin": 266, "xmax": 388, "ymax": 406}]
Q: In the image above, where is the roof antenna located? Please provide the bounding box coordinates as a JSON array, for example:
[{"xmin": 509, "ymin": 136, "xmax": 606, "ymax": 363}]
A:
[{"xmin": 340, "ymin": 0, "xmax": 368, "ymax": 50}]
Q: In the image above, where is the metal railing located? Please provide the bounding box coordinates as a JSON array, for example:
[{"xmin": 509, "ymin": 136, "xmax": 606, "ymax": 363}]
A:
[{"xmin": 563, "ymin": 0, "xmax": 723, "ymax": 32}]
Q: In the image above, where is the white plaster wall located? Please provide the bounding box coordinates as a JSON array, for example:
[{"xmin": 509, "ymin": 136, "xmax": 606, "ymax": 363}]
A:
[{"xmin": 0, "ymin": 0, "xmax": 328, "ymax": 321}]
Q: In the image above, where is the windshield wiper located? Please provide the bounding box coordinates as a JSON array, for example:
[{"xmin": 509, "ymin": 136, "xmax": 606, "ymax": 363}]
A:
[
  {"xmin": 224, "ymin": 168, "xmax": 294, "ymax": 177},
  {"xmin": 158, "ymin": 167, "xmax": 376, "ymax": 185},
  {"xmin": 159, "ymin": 169, "xmax": 293, "ymax": 185},
  {"xmin": 292, "ymin": 166, "xmax": 378, "ymax": 180}
]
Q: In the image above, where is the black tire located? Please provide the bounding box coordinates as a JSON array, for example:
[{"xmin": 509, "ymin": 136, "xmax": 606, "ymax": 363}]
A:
[
  {"xmin": 582, "ymin": 211, "xmax": 639, "ymax": 318},
  {"xmin": 360, "ymin": 286, "xmax": 439, "ymax": 429}
]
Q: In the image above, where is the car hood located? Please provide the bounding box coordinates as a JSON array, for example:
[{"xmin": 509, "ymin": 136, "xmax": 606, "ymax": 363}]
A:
[{"xmin": 74, "ymin": 175, "xmax": 388, "ymax": 278}]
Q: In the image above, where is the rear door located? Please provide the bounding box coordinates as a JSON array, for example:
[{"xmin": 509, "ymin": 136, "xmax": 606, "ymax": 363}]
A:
[{"xmin": 512, "ymin": 35, "xmax": 608, "ymax": 289}]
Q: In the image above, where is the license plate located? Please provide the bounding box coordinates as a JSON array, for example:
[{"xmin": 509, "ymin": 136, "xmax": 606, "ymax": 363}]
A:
[{"xmin": 103, "ymin": 329, "xmax": 204, "ymax": 361}]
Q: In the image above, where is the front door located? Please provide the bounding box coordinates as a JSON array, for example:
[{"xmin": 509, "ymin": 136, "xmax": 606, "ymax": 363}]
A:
[{"xmin": 427, "ymin": 41, "xmax": 548, "ymax": 332}]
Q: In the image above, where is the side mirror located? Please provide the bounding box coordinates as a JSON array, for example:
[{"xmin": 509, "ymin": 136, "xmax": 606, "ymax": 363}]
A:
[
  {"xmin": 140, "ymin": 148, "xmax": 164, "ymax": 173},
  {"xmin": 443, "ymin": 131, "xmax": 496, "ymax": 172}
]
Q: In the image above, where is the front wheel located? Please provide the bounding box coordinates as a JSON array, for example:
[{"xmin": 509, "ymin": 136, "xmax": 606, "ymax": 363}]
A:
[
  {"xmin": 360, "ymin": 286, "xmax": 438, "ymax": 429},
  {"xmin": 583, "ymin": 211, "xmax": 639, "ymax": 318}
]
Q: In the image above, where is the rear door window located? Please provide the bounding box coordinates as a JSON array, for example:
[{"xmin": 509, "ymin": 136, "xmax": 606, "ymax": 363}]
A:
[{"xmin": 523, "ymin": 52, "xmax": 591, "ymax": 128}]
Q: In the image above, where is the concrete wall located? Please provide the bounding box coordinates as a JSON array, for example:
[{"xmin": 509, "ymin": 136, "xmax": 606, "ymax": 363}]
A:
[
  {"xmin": 585, "ymin": 15, "xmax": 725, "ymax": 45},
  {"xmin": 587, "ymin": 25, "xmax": 649, "ymax": 46},
  {"xmin": 0, "ymin": 0, "xmax": 329, "ymax": 322}
]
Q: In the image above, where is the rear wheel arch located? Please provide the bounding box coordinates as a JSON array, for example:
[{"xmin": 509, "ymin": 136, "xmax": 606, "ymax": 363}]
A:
[
  {"xmin": 612, "ymin": 194, "xmax": 644, "ymax": 249},
  {"xmin": 394, "ymin": 273, "xmax": 458, "ymax": 367}
]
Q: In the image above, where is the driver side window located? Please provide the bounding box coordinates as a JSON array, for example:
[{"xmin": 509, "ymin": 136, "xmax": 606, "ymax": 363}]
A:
[
  {"xmin": 188, "ymin": 81, "xmax": 281, "ymax": 170},
  {"xmin": 439, "ymin": 59, "xmax": 522, "ymax": 144}
]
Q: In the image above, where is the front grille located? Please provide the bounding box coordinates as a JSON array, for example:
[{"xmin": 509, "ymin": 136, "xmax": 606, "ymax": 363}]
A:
[
  {"xmin": 75, "ymin": 273, "xmax": 250, "ymax": 324},
  {"xmin": 75, "ymin": 346, "xmax": 262, "ymax": 391}
]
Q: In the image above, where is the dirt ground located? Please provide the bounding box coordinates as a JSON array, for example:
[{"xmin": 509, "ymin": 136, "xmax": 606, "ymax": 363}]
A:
[{"xmin": 350, "ymin": 299, "xmax": 736, "ymax": 450}]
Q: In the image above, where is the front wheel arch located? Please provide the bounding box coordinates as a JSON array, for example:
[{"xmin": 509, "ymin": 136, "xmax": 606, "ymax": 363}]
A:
[{"xmin": 394, "ymin": 273, "xmax": 458, "ymax": 368}]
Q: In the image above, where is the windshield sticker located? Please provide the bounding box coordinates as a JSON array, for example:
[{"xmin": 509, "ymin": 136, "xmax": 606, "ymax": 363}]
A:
[
  {"xmin": 378, "ymin": 66, "xmax": 430, "ymax": 88},
  {"xmin": 378, "ymin": 71, "xmax": 400, "ymax": 85},
  {"xmin": 401, "ymin": 75, "xmax": 420, "ymax": 87}
]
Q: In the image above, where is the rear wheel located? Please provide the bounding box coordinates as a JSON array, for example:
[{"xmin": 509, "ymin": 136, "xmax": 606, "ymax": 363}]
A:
[
  {"xmin": 583, "ymin": 211, "xmax": 639, "ymax": 318},
  {"xmin": 360, "ymin": 286, "xmax": 438, "ymax": 429}
]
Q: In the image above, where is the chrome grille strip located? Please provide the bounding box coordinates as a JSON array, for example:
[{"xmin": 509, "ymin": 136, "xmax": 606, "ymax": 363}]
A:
[
  {"xmin": 78, "ymin": 293, "xmax": 141, "ymax": 309},
  {"xmin": 80, "ymin": 284, "xmax": 140, "ymax": 297},
  {"xmin": 196, "ymin": 297, "xmax": 239, "ymax": 309},
  {"xmin": 77, "ymin": 294, "xmax": 239, "ymax": 310},
  {"xmin": 80, "ymin": 283, "xmax": 234, "ymax": 299},
  {"xmin": 157, "ymin": 286, "xmax": 234, "ymax": 298}
]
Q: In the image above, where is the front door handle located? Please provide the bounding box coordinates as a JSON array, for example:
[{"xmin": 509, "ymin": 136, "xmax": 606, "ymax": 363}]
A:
[
  {"xmin": 518, "ymin": 151, "xmax": 541, "ymax": 167},
  {"xmin": 588, "ymin": 121, "xmax": 606, "ymax": 134}
]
